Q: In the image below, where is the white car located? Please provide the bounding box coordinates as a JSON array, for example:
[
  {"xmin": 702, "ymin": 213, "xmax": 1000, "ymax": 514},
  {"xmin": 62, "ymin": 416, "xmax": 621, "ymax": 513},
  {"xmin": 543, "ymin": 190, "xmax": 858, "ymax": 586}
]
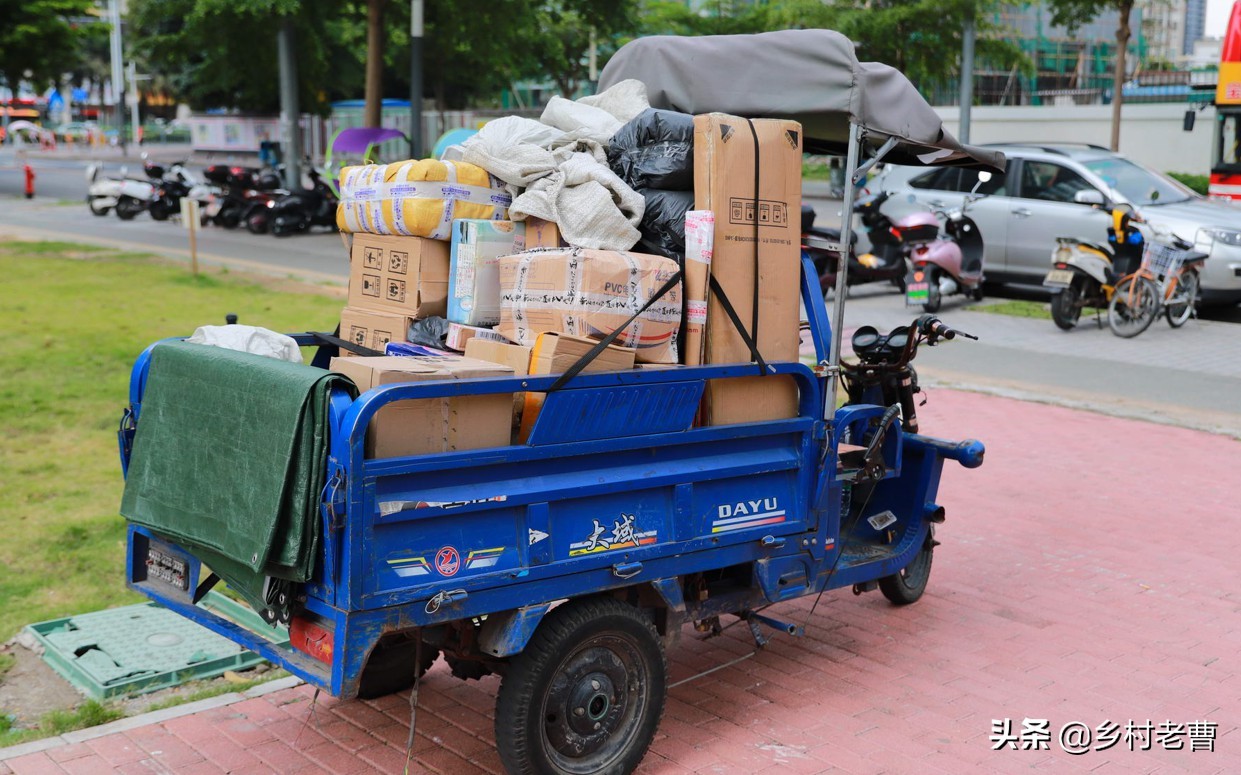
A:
[{"xmin": 875, "ymin": 143, "xmax": 1241, "ymax": 306}]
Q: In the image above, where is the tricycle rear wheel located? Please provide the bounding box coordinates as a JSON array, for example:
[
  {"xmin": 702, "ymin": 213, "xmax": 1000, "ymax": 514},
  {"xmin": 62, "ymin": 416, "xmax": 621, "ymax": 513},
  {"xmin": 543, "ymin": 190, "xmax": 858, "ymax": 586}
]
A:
[
  {"xmin": 495, "ymin": 597, "xmax": 666, "ymax": 775},
  {"xmin": 878, "ymin": 536, "xmax": 934, "ymax": 605},
  {"xmin": 356, "ymin": 635, "xmax": 439, "ymax": 699}
]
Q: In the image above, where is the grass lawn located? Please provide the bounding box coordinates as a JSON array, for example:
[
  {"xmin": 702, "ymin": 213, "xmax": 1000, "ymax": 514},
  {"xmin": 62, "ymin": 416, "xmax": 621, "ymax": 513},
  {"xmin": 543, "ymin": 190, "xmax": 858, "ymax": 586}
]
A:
[
  {"xmin": 968, "ymin": 299, "xmax": 1052, "ymax": 320},
  {"xmin": 0, "ymin": 240, "xmax": 343, "ymax": 642}
]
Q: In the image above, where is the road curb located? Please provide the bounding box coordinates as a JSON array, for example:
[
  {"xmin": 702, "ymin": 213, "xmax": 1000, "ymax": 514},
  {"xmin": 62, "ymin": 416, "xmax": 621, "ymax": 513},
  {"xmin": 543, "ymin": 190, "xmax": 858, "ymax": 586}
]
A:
[{"xmin": 0, "ymin": 676, "xmax": 305, "ymax": 761}]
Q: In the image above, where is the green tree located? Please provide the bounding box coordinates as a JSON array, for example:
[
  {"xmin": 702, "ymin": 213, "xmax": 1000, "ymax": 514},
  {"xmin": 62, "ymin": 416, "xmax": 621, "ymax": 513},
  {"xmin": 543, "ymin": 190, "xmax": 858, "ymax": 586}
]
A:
[
  {"xmin": 0, "ymin": 0, "xmax": 96, "ymax": 90},
  {"xmin": 635, "ymin": 0, "xmax": 1027, "ymax": 99},
  {"xmin": 518, "ymin": 0, "xmax": 640, "ymax": 97},
  {"xmin": 128, "ymin": 0, "xmax": 357, "ymax": 114},
  {"xmin": 1045, "ymin": 0, "xmax": 1136, "ymax": 150}
]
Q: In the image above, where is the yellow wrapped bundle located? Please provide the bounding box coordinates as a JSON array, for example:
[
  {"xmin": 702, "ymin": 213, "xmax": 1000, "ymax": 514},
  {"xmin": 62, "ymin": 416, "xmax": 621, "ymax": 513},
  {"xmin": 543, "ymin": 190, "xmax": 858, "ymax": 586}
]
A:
[{"xmin": 336, "ymin": 159, "xmax": 511, "ymax": 240}]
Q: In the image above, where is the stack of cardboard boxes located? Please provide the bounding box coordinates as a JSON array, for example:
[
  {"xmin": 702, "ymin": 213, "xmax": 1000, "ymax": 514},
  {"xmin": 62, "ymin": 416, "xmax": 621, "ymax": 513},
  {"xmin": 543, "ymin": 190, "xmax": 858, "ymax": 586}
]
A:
[{"xmin": 330, "ymin": 111, "xmax": 804, "ymax": 457}]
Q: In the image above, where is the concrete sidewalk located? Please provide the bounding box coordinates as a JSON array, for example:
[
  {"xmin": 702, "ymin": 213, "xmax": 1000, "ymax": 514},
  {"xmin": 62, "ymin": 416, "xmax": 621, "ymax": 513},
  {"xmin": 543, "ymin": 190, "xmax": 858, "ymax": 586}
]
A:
[{"xmin": 3, "ymin": 388, "xmax": 1239, "ymax": 774}]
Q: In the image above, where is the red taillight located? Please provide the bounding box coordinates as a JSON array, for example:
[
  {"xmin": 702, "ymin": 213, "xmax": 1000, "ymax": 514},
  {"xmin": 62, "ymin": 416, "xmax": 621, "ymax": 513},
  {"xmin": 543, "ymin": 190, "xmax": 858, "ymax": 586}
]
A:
[
  {"xmin": 889, "ymin": 227, "xmax": 902, "ymax": 240},
  {"xmin": 1055, "ymin": 262, "xmax": 1069, "ymax": 269},
  {"xmin": 290, "ymin": 617, "xmax": 334, "ymax": 664}
]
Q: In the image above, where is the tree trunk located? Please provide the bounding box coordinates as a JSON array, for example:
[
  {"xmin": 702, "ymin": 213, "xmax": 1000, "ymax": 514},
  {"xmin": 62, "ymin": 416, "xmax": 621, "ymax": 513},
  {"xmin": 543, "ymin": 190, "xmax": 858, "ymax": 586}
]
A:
[
  {"xmin": 1110, "ymin": 0, "xmax": 1134, "ymax": 151},
  {"xmin": 364, "ymin": 0, "xmax": 388, "ymax": 128}
]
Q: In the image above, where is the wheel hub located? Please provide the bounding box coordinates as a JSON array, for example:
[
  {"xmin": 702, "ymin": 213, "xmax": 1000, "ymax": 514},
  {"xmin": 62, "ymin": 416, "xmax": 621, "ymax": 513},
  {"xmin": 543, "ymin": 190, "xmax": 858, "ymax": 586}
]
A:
[{"xmin": 544, "ymin": 642, "xmax": 637, "ymax": 762}]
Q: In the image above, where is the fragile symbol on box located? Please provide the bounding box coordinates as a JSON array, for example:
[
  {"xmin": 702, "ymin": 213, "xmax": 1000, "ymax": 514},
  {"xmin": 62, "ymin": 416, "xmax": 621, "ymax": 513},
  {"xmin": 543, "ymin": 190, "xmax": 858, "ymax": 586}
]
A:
[
  {"xmin": 363, "ymin": 246, "xmax": 383, "ymax": 269},
  {"xmin": 386, "ymin": 278, "xmax": 407, "ymax": 303},
  {"xmin": 728, "ymin": 197, "xmax": 788, "ymax": 227},
  {"xmin": 389, "ymin": 251, "xmax": 408, "ymax": 275},
  {"xmin": 361, "ymin": 273, "xmax": 382, "ymax": 298},
  {"xmin": 371, "ymin": 328, "xmax": 394, "ymax": 348}
]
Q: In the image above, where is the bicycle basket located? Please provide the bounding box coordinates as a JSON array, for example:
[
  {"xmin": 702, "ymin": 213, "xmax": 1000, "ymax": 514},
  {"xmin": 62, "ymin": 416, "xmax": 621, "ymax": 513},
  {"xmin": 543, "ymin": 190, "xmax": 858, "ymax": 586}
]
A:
[{"xmin": 1141, "ymin": 243, "xmax": 1188, "ymax": 280}]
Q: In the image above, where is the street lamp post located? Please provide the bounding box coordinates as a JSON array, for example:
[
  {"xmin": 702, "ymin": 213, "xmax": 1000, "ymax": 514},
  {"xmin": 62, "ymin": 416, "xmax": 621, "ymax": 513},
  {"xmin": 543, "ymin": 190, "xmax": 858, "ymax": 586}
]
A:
[
  {"xmin": 108, "ymin": 0, "xmax": 127, "ymax": 154},
  {"xmin": 410, "ymin": 0, "xmax": 424, "ymax": 159}
]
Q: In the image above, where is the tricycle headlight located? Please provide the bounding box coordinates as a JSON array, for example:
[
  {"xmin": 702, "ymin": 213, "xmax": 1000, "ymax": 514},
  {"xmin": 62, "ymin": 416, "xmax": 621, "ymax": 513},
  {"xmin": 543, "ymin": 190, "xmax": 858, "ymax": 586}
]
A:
[{"xmin": 1202, "ymin": 228, "xmax": 1241, "ymax": 247}]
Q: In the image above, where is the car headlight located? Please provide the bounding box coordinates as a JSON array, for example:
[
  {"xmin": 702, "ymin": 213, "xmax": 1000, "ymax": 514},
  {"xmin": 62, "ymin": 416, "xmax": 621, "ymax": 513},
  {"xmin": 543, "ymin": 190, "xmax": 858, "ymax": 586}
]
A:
[{"xmin": 1202, "ymin": 228, "xmax": 1241, "ymax": 247}]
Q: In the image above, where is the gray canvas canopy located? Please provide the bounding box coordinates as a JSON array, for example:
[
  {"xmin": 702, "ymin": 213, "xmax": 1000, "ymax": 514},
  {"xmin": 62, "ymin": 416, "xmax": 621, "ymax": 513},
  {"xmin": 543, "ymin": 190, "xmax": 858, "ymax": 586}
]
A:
[{"xmin": 598, "ymin": 28, "xmax": 1004, "ymax": 171}]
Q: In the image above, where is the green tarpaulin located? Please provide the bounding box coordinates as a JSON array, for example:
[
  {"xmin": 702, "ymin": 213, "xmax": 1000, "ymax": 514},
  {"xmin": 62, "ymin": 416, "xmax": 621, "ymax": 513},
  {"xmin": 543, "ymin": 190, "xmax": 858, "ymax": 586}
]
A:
[{"xmin": 120, "ymin": 341, "xmax": 355, "ymax": 616}]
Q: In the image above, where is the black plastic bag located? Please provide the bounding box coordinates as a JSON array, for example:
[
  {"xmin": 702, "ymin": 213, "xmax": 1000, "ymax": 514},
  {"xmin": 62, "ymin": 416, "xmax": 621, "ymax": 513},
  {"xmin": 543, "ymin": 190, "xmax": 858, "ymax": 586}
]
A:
[
  {"xmin": 607, "ymin": 108, "xmax": 695, "ymax": 191},
  {"xmin": 406, "ymin": 316, "xmax": 450, "ymax": 348},
  {"xmin": 638, "ymin": 189, "xmax": 694, "ymax": 260}
]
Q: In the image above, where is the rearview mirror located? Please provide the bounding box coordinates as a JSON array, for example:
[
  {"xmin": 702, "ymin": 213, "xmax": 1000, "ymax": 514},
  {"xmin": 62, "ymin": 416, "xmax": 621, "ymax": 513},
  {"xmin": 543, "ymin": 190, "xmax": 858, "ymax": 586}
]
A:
[
  {"xmin": 1074, "ymin": 189, "xmax": 1106, "ymax": 206},
  {"xmin": 977, "ymin": 171, "xmax": 993, "ymax": 183},
  {"xmin": 1183, "ymin": 110, "xmax": 1196, "ymax": 132}
]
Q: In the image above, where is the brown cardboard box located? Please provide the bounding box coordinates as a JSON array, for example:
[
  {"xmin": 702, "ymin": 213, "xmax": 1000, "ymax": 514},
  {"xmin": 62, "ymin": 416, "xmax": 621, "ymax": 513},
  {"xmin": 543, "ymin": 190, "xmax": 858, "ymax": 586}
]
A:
[
  {"xmin": 519, "ymin": 333, "xmax": 638, "ymax": 442},
  {"xmin": 329, "ymin": 355, "xmax": 513, "ymax": 458},
  {"xmin": 465, "ymin": 339, "xmax": 533, "ymax": 428},
  {"xmin": 524, "ymin": 217, "xmax": 565, "ymax": 248},
  {"xmin": 339, "ymin": 306, "xmax": 413, "ymax": 355},
  {"xmin": 464, "ymin": 339, "xmax": 532, "ymax": 376},
  {"xmin": 348, "ymin": 233, "xmax": 450, "ymax": 318},
  {"xmin": 497, "ymin": 248, "xmax": 682, "ymax": 364},
  {"xmin": 694, "ymin": 113, "xmax": 803, "ymax": 424},
  {"xmin": 444, "ymin": 321, "xmax": 512, "ymax": 352}
]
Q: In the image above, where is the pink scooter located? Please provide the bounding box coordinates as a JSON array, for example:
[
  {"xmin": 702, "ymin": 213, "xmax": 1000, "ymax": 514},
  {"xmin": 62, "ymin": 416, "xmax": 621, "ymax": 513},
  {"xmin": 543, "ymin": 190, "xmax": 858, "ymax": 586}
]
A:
[{"xmin": 904, "ymin": 178, "xmax": 992, "ymax": 313}]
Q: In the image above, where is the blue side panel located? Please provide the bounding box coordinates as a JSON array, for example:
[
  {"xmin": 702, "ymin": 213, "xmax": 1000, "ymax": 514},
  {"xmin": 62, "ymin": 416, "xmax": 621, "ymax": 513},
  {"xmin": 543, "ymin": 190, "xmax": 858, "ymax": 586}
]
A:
[{"xmin": 527, "ymin": 380, "xmax": 705, "ymax": 445}]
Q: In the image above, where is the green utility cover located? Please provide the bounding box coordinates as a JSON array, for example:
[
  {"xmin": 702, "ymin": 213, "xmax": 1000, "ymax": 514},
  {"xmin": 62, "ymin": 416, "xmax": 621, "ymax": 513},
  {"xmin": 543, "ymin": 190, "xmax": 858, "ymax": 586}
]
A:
[{"xmin": 25, "ymin": 592, "xmax": 289, "ymax": 700}]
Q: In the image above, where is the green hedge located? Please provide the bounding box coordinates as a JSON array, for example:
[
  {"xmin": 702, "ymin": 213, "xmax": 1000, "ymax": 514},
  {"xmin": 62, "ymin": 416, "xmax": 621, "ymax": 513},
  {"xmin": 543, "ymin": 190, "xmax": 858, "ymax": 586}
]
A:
[{"xmin": 1167, "ymin": 172, "xmax": 1209, "ymax": 196}]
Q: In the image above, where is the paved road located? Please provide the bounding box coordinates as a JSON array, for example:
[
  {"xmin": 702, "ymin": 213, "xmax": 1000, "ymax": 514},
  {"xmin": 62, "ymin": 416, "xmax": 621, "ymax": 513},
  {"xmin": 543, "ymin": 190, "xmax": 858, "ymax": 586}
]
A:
[
  {"xmin": 826, "ymin": 284, "xmax": 1241, "ymax": 439},
  {"xmin": 3, "ymin": 388, "xmax": 1239, "ymax": 774}
]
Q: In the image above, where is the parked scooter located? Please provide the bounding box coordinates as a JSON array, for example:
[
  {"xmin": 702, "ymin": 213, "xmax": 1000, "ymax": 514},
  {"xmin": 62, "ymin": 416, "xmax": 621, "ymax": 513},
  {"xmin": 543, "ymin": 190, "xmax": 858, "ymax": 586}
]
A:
[
  {"xmin": 267, "ymin": 167, "xmax": 338, "ymax": 237},
  {"xmin": 85, "ymin": 161, "xmax": 157, "ymax": 220},
  {"xmin": 801, "ymin": 190, "xmax": 909, "ymax": 294},
  {"xmin": 202, "ymin": 165, "xmax": 285, "ymax": 229},
  {"xmin": 904, "ymin": 172, "xmax": 993, "ymax": 312},
  {"xmin": 147, "ymin": 162, "xmax": 218, "ymax": 222},
  {"xmin": 1043, "ymin": 201, "xmax": 1145, "ymax": 330}
]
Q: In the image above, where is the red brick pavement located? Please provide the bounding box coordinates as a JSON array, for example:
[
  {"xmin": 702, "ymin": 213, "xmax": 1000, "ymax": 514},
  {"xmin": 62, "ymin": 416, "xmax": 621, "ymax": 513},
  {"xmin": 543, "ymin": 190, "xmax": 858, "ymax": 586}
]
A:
[{"xmin": 3, "ymin": 389, "xmax": 1239, "ymax": 774}]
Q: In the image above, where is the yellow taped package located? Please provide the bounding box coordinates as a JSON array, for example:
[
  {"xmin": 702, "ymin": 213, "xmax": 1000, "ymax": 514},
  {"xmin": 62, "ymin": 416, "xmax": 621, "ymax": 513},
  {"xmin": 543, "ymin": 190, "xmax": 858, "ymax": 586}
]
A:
[{"xmin": 336, "ymin": 159, "xmax": 512, "ymax": 240}]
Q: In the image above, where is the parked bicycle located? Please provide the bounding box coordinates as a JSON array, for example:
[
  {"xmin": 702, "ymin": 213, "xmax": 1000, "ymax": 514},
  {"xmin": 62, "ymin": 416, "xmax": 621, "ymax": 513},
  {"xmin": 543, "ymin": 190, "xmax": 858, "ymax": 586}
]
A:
[{"xmin": 1107, "ymin": 231, "xmax": 1209, "ymax": 338}]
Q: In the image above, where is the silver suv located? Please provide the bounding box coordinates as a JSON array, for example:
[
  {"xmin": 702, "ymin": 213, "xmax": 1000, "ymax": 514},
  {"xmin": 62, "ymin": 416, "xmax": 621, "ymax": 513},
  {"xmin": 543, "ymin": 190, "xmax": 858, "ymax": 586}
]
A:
[{"xmin": 874, "ymin": 143, "xmax": 1241, "ymax": 305}]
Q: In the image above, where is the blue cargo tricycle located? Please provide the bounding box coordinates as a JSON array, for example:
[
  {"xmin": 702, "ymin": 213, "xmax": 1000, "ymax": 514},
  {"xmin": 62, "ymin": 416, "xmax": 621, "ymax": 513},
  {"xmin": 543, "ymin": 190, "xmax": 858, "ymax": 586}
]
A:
[{"xmin": 118, "ymin": 29, "xmax": 1003, "ymax": 775}]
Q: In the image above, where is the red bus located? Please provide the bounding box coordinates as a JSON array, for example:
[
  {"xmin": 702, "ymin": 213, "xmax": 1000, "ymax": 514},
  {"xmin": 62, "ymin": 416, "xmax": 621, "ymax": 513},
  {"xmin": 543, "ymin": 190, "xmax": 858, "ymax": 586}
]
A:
[{"xmin": 1212, "ymin": 0, "xmax": 1241, "ymax": 199}]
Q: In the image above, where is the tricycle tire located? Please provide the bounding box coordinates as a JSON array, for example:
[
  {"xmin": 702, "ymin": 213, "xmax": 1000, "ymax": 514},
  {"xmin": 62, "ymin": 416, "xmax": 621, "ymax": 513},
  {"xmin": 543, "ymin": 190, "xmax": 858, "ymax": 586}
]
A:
[
  {"xmin": 356, "ymin": 636, "xmax": 439, "ymax": 699},
  {"xmin": 495, "ymin": 597, "xmax": 666, "ymax": 775},
  {"xmin": 879, "ymin": 538, "xmax": 934, "ymax": 605}
]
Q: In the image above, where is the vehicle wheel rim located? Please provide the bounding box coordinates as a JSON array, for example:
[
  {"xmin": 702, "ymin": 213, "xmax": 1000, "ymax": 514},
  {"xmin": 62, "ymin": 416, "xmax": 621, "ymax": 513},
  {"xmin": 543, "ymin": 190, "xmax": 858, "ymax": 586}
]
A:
[
  {"xmin": 1165, "ymin": 272, "xmax": 1197, "ymax": 327},
  {"xmin": 1109, "ymin": 278, "xmax": 1158, "ymax": 337},
  {"xmin": 540, "ymin": 634, "xmax": 649, "ymax": 773}
]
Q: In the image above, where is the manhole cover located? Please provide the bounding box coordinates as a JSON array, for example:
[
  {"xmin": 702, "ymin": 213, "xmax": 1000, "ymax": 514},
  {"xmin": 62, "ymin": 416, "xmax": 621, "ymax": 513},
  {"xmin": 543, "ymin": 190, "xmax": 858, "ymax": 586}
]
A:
[{"xmin": 24, "ymin": 591, "xmax": 288, "ymax": 700}]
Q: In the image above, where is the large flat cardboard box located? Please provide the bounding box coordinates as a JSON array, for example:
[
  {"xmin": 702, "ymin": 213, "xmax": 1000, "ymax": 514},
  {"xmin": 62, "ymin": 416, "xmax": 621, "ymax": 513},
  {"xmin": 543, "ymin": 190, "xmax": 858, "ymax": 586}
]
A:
[
  {"xmin": 329, "ymin": 355, "xmax": 513, "ymax": 458},
  {"xmin": 519, "ymin": 333, "xmax": 638, "ymax": 442},
  {"xmin": 694, "ymin": 113, "xmax": 802, "ymax": 424},
  {"xmin": 497, "ymin": 248, "xmax": 682, "ymax": 364},
  {"xmin": 339, "ymin": 306, "xmax": 413, "ymax": 356},
  {"xmin": 348, "ymin": 233, "xmax": 450, "ymax": 318},
  {"xmin": 448, "ymin": 219, "xmax": 526, "ymax": 326}
]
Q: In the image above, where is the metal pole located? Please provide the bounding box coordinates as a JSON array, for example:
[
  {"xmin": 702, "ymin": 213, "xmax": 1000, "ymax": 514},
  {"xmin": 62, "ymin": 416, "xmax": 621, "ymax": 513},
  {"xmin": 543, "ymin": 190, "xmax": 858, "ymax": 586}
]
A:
[
  {"xmin": 827, "ymin": 122, "xmax": 862, "ymax": 417},
  {"xmin": 127, "ymin": 61, "xmax": 140, "ymax": 144},
  {"xmin": 959, "ymin": 12, "xmax": 976, "ymax": 143},
  {"xmin": 278, "ymin": 18, "xmax": 302, "ymax": 190},
  {"xmin": 410, "ymin": 0, "xmax": 424, "ymax": 158},
  {"xmin": 108, "ymin": 0, "xmax": 127, "ymax": 154}
]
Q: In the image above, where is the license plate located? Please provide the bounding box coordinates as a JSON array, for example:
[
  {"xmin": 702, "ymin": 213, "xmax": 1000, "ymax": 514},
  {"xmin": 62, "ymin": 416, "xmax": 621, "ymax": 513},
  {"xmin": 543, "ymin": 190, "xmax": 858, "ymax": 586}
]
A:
[
  {"xmin": 906, "ymin": 281, "xmax": 929, "ymax": 305},
  {"xmin": 146, "ymin": 546, "xmax": 190, "ymax": 591},
  {"xmin": 1043, "ymin": 269, "xmax": 1075, "ymax": 287}
]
